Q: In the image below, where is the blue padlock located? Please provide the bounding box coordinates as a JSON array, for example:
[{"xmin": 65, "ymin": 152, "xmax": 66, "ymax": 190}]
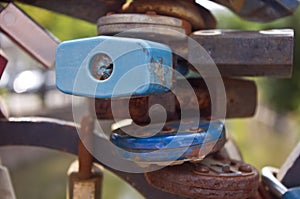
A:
[
  {"xmin": 56, "ymin": 36, "xmax": 173, "ymax": 98},
  {"xmin": 110, "ymin": 120, "xmax": 226, "ymax": 164}
]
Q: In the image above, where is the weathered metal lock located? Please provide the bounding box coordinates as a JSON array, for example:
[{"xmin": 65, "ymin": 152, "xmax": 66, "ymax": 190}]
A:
[
  {"xmin": 56, "ymin": 36, "xmax": 173, "ymax": 98},
  {"xmin": 110, "ymin": 120, "xmax": 226, "ymax": 165},
  {"xmin": 0, "ymin": 3, "xmax": 58, "ymax": 68}
]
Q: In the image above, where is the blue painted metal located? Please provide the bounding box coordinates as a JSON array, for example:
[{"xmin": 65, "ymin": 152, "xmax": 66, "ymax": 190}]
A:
[
  {"xmin": 212, "ymin": 0, "xmax": 299, "ymax": 22},
  {"xmin": 56, "ymin": 36, "xmax": 173, "ymax": 98},
  {"xmin": 283, "ymin": 188, "xmax": 300, "ymax": 199},
  {"xmin": 110, "ymin": 120, "xmax": 225, "ymax": 162}
]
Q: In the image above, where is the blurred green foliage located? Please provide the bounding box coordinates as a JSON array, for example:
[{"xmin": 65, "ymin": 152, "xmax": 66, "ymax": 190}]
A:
[{"xmin": 18, "ymin": 3, "xmax": 97, "ymax": 41}]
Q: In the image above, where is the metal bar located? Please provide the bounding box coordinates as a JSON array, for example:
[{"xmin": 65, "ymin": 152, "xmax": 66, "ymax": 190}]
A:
[
  {"xmin": 0, "ymin": 164, "xmax": 16, "ymax": 199},
  {"xmin": 190, "ymin": 29, "xmax": 294, "ymax": 77},
  {"xmin": 261, "ymin": 166, "xmax": 287, "ymax": 198},
  {"xmin": 78, "ymin": 116, "xmax": 94, "ymax": 180},
  {"xmin": 1, "ymin": 0, "xmax": 126, "ymax": 23},
  {"xmin": 0, "ymin": 117, "xmax": 185, "ymax": 199},
  {"xmin": 95, "ymin": 78, "xmax": 257, "ymax": 122},
  {"xmin": 0, "ymin": 3, "xmax": 59, "ymax": 68}
]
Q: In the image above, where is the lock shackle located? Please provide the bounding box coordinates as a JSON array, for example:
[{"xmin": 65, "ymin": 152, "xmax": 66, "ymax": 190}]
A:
[{"xmin": 262, "ymin": 166, "xmax": 288, "ymax": 198}]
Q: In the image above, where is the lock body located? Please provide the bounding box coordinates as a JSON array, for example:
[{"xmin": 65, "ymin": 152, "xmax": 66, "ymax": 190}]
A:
[
  {"xmin": 111, "ymin": 120, "xmax": 226, "ymax": 164},
  {"xmin": 56, "ymin": 36, "xmax": 173, "ymax": 98}
]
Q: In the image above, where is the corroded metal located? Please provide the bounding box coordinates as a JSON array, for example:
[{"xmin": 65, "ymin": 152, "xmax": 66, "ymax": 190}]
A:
[
  {"xmin": 191, "ymin": 29, "xmax": 294, "ymax": 77},
  {"xmin": 95, "ymin": 78, "xmax": 257, "ymax": 122},
  {"xmin": 122, "ymin": 0, "xmax": 216, "ymax": 30},
  {"xmin": 78, "ymin": 116, "xmax": 94, "ymax": 180},
  {"xmin": 145, "ymin": 155, "xmax": 259, "ymax": 199}
]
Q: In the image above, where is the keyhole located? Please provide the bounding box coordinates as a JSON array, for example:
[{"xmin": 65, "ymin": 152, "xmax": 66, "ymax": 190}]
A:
[{"xmin": 91, "ymin": 53, "xmax": 113, "ymax": 81}]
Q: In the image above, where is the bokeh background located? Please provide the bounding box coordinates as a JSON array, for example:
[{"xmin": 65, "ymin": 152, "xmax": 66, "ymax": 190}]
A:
[{"xmin": 0, "ymin": 1, "xmax": 299, "ymax": 198}]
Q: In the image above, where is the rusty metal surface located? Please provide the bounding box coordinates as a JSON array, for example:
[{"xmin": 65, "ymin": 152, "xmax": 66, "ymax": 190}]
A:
[
  {"xmin": 191, "ymin": 29, "xmax": 294, "ymax": 77},
  {"xmin": 122, "ymin": 0, "xmax": 216, "ymax": 30},
  {"xmin": 1, "ymin": 0, "xmax": 125, "ymax": 23},
  {"xmin": 78, "ymin": 116, "xmax": 94, "ymax": 180},
  {"xmin": 68, "ymin": 160, "xmax": 103, "ymax": 199},
  {"xmin": 95, "ymin": 78, "xmax": 257, "ymax": 122},
  {"xmin": 145, "ymin": 155, "xmax": 259, "ymax": 199},
  {"xmin": 0, "ymin": 117, "xmax": 186, "ymax": 199}
]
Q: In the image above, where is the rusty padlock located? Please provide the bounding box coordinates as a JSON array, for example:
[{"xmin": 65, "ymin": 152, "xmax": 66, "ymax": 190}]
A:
[{"xmin": 145, "ymin": 153, "xmax": 259, "ymax": 199}]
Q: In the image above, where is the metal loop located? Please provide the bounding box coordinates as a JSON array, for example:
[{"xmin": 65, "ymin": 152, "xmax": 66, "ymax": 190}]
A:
[{"xmin": 261, "ymin": 166, "xmax": 288, "ymax": 198}]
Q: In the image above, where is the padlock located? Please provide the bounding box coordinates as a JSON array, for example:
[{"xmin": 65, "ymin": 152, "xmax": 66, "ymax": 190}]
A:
[
  {"xmin": 262, "ymin": 166, "xmax": 300, "ymax": 199},
  {"xmin": 67, "ymin": 160, "xmax": 103, "ymax": 199},
  {"xmin": 145, "ymin": 154, "xmax": 259, "ymax": 199},
  {"xmin": 56, "ymin": 36, "xmax": 173, "ymax": 98},
  {"xmin": 0, "ymin": 162, "xmax": 16, "ymax": 199},
  {"xmin": 110, "ymin": 120, "xmax": 226, "ymax": 165},
  {"xmin": 0, "ymin": 3, "xmax": 59, "ymax": 68},
  {"xmin": 0, "ymin": 54, "xmax": 7, "ymax": 79}
]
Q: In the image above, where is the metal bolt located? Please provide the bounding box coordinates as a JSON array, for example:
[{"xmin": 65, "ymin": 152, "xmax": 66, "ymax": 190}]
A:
[
  {"xmin": 194, "ymin": 164, "xmax": 210, "ymax": 174},
  {"xmin": 222, "ymin": 164, "xmax": 231, "ymax": 173},
  {"xmin": 91, "ymin": 53, "xmax": 113, "ymax": 81},
  {"xmin": 238, "ymin": 164, "xmax": 252, "ymax": 173}
]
